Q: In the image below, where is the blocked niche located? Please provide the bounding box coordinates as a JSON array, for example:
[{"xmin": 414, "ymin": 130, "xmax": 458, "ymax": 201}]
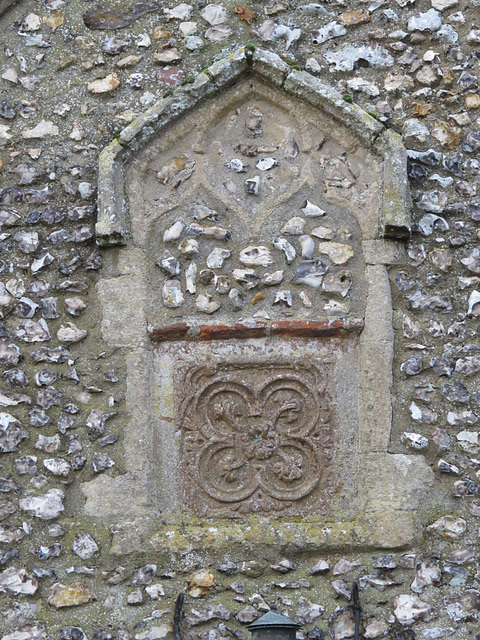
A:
[{"xmin": 85, "ymin": 47, "xmax": 434, "ymax": 552}]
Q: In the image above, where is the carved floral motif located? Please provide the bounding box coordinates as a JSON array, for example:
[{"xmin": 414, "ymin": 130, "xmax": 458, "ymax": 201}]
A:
[{"xmin": 177, "ymin": 363, "xmax": 334, "ymax": 516}]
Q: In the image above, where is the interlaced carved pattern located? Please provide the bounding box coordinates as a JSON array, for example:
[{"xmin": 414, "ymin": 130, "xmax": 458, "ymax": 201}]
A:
[{"xmin": 177, "ymin": 362, "xmax": 335, "ymax": 517}]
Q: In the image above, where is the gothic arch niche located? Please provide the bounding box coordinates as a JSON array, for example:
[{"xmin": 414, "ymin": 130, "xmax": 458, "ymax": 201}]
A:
[{"xmin": 85, "ymin": 48, "xmax": 434, "ymax": 554}]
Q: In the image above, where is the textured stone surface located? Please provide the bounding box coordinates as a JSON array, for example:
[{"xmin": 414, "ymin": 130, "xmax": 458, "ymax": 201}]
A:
[{"xmin": 0, "ymin": 0, "xmax": 479, "ymax": 638}]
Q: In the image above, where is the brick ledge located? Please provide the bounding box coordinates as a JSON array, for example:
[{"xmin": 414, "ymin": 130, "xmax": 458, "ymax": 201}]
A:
[{"xmin": 149, "ymin": 318, "xmax": 364, "ymax": 343}]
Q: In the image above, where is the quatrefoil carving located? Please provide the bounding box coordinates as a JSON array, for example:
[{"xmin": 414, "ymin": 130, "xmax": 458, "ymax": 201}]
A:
[{"xmin": 178, "ymin": 363, "xmax": 335, "ymax": 517}]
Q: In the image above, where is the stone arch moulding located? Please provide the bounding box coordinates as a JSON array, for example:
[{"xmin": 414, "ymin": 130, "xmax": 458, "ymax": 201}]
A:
[
  {"xmin": 96, "ymin": 46, "xmax": 411, "ymax": 246},
  {"xmin": 0, "ymin": 0, "xmax": 20, "ymax": 16},
  {"xmin": 85, "ymin": 46, "xmax": 435, "ymax": 557}
]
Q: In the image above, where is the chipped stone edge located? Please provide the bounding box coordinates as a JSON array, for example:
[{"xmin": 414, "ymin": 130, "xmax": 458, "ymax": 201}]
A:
[
  {"xmin": 374, "ymin": 128, "xmax": 412, "ymax": 240},
  {"xmin": 96, "ymin": 45, "xmax": 410, "ymax": 246},
  {"xmin": 0, "ymin": 0, "xmax": 19, "ymax": 16}
]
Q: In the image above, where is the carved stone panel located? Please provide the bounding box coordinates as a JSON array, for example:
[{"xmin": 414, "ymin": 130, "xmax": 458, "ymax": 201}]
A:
[
  {"xmin": 88, "ymin": 50, "xmax": 433, "ymax": 552},
  {"xmin": 177, "ymin": 362, "xmax": 335, "ymax": 517}
]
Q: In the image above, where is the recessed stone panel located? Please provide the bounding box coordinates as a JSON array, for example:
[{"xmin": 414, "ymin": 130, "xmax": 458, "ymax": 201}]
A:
[
  {"xmin": 87, "ymin": 50, "xmax": 432, "ymax": 551},
  {"xmin": 177, "ymin": 361, "xmax": 335, "ymax": 517},
  {"xmin": 128, "ymin": 78, "xmax": 370, "ymax": 329}
]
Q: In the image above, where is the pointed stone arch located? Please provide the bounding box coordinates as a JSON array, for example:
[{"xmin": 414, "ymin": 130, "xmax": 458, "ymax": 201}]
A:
[{"xmin": 95, "ymin": 46, "xmax": 410, "ymax": 247}]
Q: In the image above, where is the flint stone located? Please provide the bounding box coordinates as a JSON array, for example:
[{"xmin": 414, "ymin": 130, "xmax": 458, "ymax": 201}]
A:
[
  {"xmin": 0, "ymin": 413, "xmax": 28, "ymax": 452},
  {"xmin": 86, "ymin": 409, "xmax": 114, "ymax": 439},
  {"xmin": 454, "ymin": 480, "xmax": 480, "ymax": 496},
  {"xmin": 438, "ymin": 459, "xmax": 459, "ymax": 474},
  {"xmin": 0, "ymin": 567, "xmax": 38, "ymax": 595},
  {"xmin": 14, "ymin": 319, "xmax": 50, "ymax": 343},
  {"xmin": 188, "ymin": 604, "xmax": 230, "ymax": 625},
  {"xmin": 421, "ymin": 629, "xmax": 454, "ymax": 640},
  {"xmin": 328, "ymin": 606, "xmax": 355, "ymax": 640},
  {"xmin": 409, "ymin": 402, "xmax": 437, "ymax": 423},
  {"xmin": 2, "ymin": 623, "xmax": 47, "ymax": 640},
  {"xmin": 312, "ymin": 21, "xmax": 346, "ymax": 45},
  {"xmin": 407, "ymin": 9, "xmax": 442, "ymax": 31},
  {"xmin": 35, "ymin": 434, "xmax": 60, "ymax": 453},
  {"xmin": 43, "ymin": 458, "xmax": 70, "ymax": 477},
  {"xmin": 132, "ymin": 564, "xmax": 156, "ymax": 585},
  {"xmin": 446, "ymin": 549, "xmax": 474, "ymax": 564},
  {"xmin": 427, "ymin": 515, "xmax": 466, "ymax": 539},
  {"xmin": 19, "ymin": 488, "xmax": 64, "ymax": 519},
  {"xmin": 295, "ymin": 597, "xmax": 324, "ymax": 624},
  {"xmin": 332, "ymin": 579, "xmax": 351, "ymax": 600},
  {"xmin": 30, "ymin": 346, "xmax": 70, "ymax": 363},
  {"xmin": 0, "ymin": 500, "xmax": 16, "ymax": 522},
  {"xmin": 401, "ymin": 432, "xmax": 428, "ymax": 449},
  {"xmin": 48, "ymin": 581, "xmax": 95, "ymax": 608},
  {"xmin": 441, "ymin": 382, "xmax": 469, "ymax": 403},
  {"xmin": 72, "ymin": 532, "xmax": 99, "ymax": 559},
  {"xmin": 334, "ymin": 559, "xmax": 359, "ymax": 575},
  {"xmin": 444, "ymin": 589, "xmax": 480, "ymax": 621},
  {"xmin": 411, "ymin": 562, "xmax": 441, "ymax": 593},
  {"xmin": 271, "ymin": 558, "xmax": 295, "ymax": 572},
  {"xmin": 431, "ymin": 356, "xmax": 456, "ymax": 377},
  {"xmin": 0, "ymin": 342, "xmax": 21, "ymax": 365},
  {"xmin": 36, "ymin": 386, "xmax": 62, "ymax": 410},
  {"xmin": 324, "ymin": 44, "xmax": 393, "ymax": 71},
  {"xmin": 217, "ymin": 561, "xmax": 238, "ymax": 575},
  {"xmin": 455, "ymin": 355, "xmax": 480, "ymax": 375},
  {"xmin": 92, "ymin": 453, "xmax": 115, "ymax": 472},
  {"xmin": 432, "ymin": 0, "xmax": 458, "ymax": 10},
  {"xmin": 372, "ymin": 555, "xmax": 396, "ymax": 569},
  {"xmin": 363, "ymin": 619, "xmax": 388, "ymax": 639},
  {"xmin": 127, "ymin": 589, "xmax": 143, "ymax": 605},
  {"xmin": 236, "ymin": 606, "xmax": 258, "ymax": 623},
  {"xmin": 145, "ymin": 583, "xmax": 165, "ymax": 599},
  {"xmin": 311, "ymin": 560, "xmax": 330, "ymax": 574},
  {"xmin": 15, "ymin": 455, "xmax": 37, "ymax": 475},
  {"xmin": 135, "ymin": 626, "xmax": 169, "ymax": 640},
  {"xmin": 401, "ymin": 356, "xmax": 422, "ymax": 375},
  {"xmin": 407, "ymin": 149, "xmax": 442, "ymax": 165},
  {"xmin": 417, "ymin": 212, "xmax": 448, "ymax": 231},
  {"xmin": 463, "ymin": 131, "xmax": 480, "ymax": 153},
  {"xmin": 0, "ymin": 525, "xmax": 24, "ymax": 543},
  {"xmin": 457, "ymin": 431, "xmax": 479, "ymax": 454},
  {"xmin": 394, "ymin": 594, "xmax": 435, "ymax": 625},
  {"xmin": 57, "ymin": 323, "xmax": 87, "ymax": 343},
  {"xmin": 60, "ymin": 628, "xmax": 87, "ymax": 640},
  {"xmin": 317, "ymin": 242, "xmax": 353, "ymax": 265},
  {"xmin": 405, "ymin": 290, "xmax": 452, "ymax": 313},
  {"xmin": 447, "ymin": 410, "xmax": 477, "ymax": 426},
  {"xmin": 461, "ymin": 247, "xmax": 480, "ymax": 274}
]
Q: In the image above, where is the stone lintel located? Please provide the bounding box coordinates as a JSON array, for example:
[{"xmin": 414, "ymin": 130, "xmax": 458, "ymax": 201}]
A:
[
  {"xmin": 109, "ymin": 511, "xmax": 417, "ymax": 557},
  {"xmin": 149, "ymin": 318, "xmax": 365, "ymax": 343}
]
